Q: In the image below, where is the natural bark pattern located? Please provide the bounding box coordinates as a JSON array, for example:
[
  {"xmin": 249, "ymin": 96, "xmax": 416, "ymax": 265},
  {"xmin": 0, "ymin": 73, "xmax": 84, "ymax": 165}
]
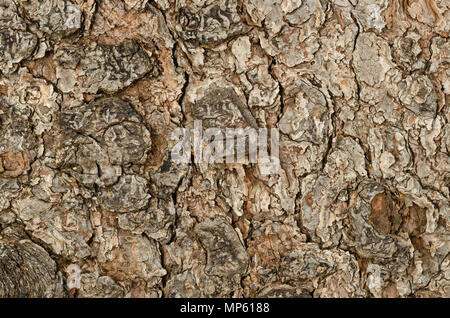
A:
[
  {"xmin": 0, "ymin": 227, "xmax": 64, "ymax": 297},
  {"xmin": 0, "ymin": 0, "xmax": 448, "ymax": 298}
]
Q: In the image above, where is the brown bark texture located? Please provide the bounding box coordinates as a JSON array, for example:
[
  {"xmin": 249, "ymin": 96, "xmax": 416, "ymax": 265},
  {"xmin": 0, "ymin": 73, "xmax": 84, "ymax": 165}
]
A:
[{"xmin": 0, "ymin": 0, "xmax": 449, "ymax": 298}]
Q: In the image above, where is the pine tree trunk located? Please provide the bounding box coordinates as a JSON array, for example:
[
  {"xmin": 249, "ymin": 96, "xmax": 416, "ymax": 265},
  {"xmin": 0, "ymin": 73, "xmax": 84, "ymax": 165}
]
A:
[{"xmin": 0, "ymin": 0, "xmax": 448, "ymax": 298}]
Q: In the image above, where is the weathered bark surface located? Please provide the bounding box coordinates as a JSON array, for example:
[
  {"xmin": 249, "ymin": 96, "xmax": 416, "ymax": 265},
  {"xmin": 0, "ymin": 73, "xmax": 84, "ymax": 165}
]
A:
[{"xmin": 0, "ymin": 0, "xmax": 448, "ymax": 298}]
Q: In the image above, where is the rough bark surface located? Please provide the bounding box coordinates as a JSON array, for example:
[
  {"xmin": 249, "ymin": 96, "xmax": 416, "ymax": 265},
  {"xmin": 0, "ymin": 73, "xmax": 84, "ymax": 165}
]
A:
[{"xmin": 0, "ymin": 0, "xmax": 449, "ymax": 298}]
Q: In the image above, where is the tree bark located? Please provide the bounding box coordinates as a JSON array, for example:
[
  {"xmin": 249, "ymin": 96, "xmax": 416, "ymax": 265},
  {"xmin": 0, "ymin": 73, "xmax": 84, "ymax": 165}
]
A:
[{"xmin": 0, "ymin": 0, "xmax": 448, "ymax": 298}]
